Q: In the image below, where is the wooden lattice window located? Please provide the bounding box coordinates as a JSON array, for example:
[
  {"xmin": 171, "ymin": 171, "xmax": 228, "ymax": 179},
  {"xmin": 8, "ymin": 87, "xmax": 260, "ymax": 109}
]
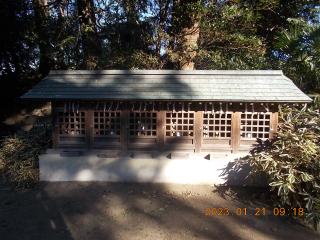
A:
[
  {"xmin": 94, "ymin": 111, "xmax": 121, "ymax": 135},
  {"xmin": 203, "ymin": 113, "xmax": 232, "ymax": 138},
  {"xmin": 59, "ymin": 111, "xmax": 85, "ymax": 135},
  {"xmin": 241, "ymin": 113, "xmax": 270, "ymax": 139},
  {"xmin": 129, "ymin": 112, "xmax": 157, "ymax": 136},
  {"xmin": 166, "ymin": 112, "xmax": 194, "ymax": 137}
]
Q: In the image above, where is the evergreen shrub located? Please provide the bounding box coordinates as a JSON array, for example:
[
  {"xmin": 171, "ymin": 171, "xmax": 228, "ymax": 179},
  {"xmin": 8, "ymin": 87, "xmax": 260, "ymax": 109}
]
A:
[
  {"xmin": 0, "ymin": 124, "xmax": 51, "ymax": 188},
  {"xmin": 248, "ymin": 102, "xmax": 320, "ymax": 230}
]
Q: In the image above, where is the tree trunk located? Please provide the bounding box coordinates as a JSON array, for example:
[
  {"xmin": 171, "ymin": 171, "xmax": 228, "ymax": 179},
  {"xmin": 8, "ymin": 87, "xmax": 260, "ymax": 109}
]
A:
[
  {"xmin": 156, "ymin": 0, "xmax": 170, "ymax": 58},
  {"xmin": 180, "ymin": 22, "xmax": 199, "ymax": 70},
  {"xmin": 121, "ymin": 0, "xmax": 139, "ymax": 45},
  {"xmin": 77, "ymin": 0, "xmax": 101, "ymax": 70},
  {"xmin": 31, "ymin": 0, "xmax": 53, "ymax": 77},
  {"xmin": 169, "ymin": 0, "xmax": 200, "ymax": 70}
]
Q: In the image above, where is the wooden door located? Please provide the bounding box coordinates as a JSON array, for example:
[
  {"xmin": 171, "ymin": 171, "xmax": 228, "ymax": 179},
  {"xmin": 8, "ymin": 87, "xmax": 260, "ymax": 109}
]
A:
[
  {"xmin": 127, "ymin": 111, "xmax": 158, "ymax": 151},
  {"xmin": 201, "ymin": 111, "xmax": 233, "ymax": 153},
  {"xmin": 91, "ymin": 110, "xmax": 122, "ymax": 150},
  {"xmin": 164, "ymin": 111, "xmax": 196, "ymax": 152}
]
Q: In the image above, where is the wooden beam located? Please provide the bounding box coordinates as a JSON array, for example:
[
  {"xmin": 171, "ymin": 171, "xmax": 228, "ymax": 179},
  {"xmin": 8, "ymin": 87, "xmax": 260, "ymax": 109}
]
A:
[
  {"xmin": 231, "ymin": 112, "xmax": 241, "ymax": 153},
  {"xmin": 269, "ymin": 112, "xmax": 278, "ymax": 139},
  {"xmin": 85, "ymin": 106, "xmax": 94, "ymax": 150},
  {"xmin": 194, "ymin": 111, "xmax": 203, "ymax": 153},
  {"xmin": 120, "ymin": 109, "xmax": 128, "ymax": 151},
  {"xmin": 51, "ymin": 101, "xmax": 58, "ymax": 150},
  {"xmin": 233, "ymin": 102, "xmax": 240, "ymax": 112},
  {"xmin": 157, "ymin": 109, "xmax": 165, "ymax": 151}
]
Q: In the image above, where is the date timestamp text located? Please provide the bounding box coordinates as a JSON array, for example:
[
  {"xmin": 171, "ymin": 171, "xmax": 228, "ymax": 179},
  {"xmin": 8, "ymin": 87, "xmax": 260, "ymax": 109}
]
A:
[{"xmin": 205, "ymin": 208, "xmax": 304, "ymax": 216}]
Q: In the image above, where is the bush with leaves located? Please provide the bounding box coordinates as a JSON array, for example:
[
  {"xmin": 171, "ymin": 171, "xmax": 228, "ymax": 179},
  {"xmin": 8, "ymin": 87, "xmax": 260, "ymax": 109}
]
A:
[
  {"xmin": 0, "ymin": 124, "xmax": 51, "ymax": 188},
  {"xmin": 248, "ymin": 103, "xmax": 320, "ymax": 230}
]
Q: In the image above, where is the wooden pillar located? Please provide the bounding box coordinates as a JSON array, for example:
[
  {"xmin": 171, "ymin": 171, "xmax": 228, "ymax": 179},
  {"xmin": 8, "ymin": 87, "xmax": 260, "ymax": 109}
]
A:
[
  {"xmin": 194, "ymin": 111, "xmax": 203, "ymax": 153},
  {"xmin": 157, "ymin": 108, "xmax": 165, "ymax": 151},
  {"xmin": 85, "ymin": 103, "xmax": 94, "ymax": 150},
  {"xmin": 120, "ymin": 109, "xmax": 128, "ymax": 151},
  {"xmin": 51, "ymin": 101, "xmax": 58, "ymax": 150},
  {"xmin": 231, "ymin": 112, "xmax": 241, "ymax": 153},
  {"xmin": 269, "ymin": 112, "xmax": 278, "ymax": 139}
]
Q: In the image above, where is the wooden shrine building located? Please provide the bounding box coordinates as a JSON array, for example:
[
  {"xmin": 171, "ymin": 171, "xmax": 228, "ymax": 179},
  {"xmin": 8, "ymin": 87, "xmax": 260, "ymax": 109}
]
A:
[{"xmin": 21, "ymin": 70, "xmax": 312, "ymax": 154}]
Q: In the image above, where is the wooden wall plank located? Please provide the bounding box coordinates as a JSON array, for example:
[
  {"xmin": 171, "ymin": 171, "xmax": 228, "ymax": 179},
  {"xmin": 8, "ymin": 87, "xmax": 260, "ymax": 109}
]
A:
[{"xmin": 231, "ymin": 112, "xmax": 241, "ymax": 153}]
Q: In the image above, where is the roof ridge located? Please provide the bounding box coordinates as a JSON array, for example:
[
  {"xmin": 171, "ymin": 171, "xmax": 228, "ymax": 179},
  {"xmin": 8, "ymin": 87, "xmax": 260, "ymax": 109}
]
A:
[{"xmin": 48, "ymin": 70, "xmax": 284, "ymax": 76}]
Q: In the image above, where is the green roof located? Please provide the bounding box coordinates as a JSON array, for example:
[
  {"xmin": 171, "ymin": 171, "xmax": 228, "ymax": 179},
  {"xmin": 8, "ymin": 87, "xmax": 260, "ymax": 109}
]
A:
[{"xmin": 21, "ymin": 70, "xmax": 312, "ymax": 102}]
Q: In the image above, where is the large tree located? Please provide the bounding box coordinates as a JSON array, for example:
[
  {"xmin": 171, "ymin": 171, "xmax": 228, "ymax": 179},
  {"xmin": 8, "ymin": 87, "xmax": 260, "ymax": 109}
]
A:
[
  {"xmin": 0, "ymin": 0, "xmax": 36, "ymax": 78},
  {"xmin": 168, "ymin": 0, "xmax": 201, "ymax": 70},
  {"xmin": 1, "ymin": 0, "xmax": 319, "ymax": 77},
  {"xmin": 77, "ymin": 0, "xmax": 101, "ymax": 69},
  {"xmin": 31, "ymin": 0, "xmax": 54, "ymax": 77},
  {"xmin": 98, "ymin": 0, "xmax": 270, "ymax": 70},
  {"xmin": 194, "ymin": 0, "xmax": 269, "ymax": 70}
]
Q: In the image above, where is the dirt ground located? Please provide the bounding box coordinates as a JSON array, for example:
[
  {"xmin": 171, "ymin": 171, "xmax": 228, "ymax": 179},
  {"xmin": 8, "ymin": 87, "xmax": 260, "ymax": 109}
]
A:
[{"xmin": 1, "ymin": 179, "xmax": 320, "ymax": 240}]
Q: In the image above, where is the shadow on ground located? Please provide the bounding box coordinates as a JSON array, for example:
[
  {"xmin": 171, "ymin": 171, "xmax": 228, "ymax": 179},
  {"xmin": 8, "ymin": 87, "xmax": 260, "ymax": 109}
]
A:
[{"xmin": 1, "ymin": 180, "xmax": 319, "ymax": 240}]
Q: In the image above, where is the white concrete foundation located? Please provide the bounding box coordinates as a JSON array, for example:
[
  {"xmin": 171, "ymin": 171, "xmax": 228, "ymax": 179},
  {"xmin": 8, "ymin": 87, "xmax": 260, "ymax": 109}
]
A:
[{"xmin": 40, "ymin": 150, "xmax": 267, "ymax": 186}]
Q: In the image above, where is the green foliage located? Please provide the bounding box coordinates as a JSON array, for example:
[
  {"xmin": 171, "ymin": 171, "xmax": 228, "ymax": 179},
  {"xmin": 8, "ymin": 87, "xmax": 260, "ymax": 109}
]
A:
[
  {"xmin": 273, "ymin": 23, "xmax": 320, "ymax": 92},
  {"xmin": 0, "ymin": 124, "xmax": 52, "ymax": 188},
  {"xmin": 248, "ymin": 103, "xmax": 320, "ymax": 230},
  {"xmin": 0, "ymin": 0, "xmax": 38, "ymax": 77},
  {"xmin": 1, "ymin": 0, "xmax": 319, "ymax": 73},
  {"xmin": 1, "ymin": 0, "xmax": 319, "ymax": 91},
  {"xmin": 193, "ymin": 0, "xmax": 290, "ymax": 70}
]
